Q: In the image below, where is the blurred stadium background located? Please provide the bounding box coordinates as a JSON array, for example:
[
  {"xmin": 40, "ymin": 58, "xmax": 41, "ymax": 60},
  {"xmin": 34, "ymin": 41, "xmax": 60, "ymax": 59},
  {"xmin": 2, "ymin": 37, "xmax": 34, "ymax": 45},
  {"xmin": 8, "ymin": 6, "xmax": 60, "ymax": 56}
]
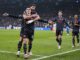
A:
[{"xmin": 0, "ymin": 0, "xmax": 80, "ymax": 30}]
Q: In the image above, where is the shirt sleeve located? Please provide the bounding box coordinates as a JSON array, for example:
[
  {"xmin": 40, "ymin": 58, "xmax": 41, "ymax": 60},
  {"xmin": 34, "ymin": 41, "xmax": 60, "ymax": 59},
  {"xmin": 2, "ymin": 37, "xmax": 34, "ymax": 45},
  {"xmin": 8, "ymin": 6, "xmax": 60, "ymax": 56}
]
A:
[
  {"xmin": 37, "ymin": 19, "xmax": 48, "ymax": 23},
  {"xmin": 8, "ymin": 14, "xmax": 23, "ymax": 19}
]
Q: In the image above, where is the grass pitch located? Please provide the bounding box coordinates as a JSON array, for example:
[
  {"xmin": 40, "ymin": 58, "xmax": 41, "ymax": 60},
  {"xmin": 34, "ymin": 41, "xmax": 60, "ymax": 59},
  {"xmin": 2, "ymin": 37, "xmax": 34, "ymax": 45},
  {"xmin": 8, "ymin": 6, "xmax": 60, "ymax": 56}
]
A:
[{"xmin": 0, "ymin": 29, "xmax": 80, "ymax": 60}]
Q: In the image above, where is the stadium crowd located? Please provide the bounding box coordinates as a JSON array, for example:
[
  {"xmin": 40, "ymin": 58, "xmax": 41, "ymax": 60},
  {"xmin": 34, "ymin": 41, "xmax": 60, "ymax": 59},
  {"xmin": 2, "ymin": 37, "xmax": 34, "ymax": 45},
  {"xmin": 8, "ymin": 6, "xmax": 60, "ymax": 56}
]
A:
[{"xmin": 0, "ymin": 14, "xmax": 80, "ymax": 29}]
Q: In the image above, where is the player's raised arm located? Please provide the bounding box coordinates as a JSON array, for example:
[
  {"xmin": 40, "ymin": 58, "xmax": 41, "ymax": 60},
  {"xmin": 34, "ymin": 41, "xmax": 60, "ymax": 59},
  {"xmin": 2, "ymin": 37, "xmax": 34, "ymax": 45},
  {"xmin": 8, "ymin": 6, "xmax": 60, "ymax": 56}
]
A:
[
  {"xmin": 3, "ymin": 12, "xmax": 23, "ymax": 19},
  {"xmin": 37, "ymin": 19, "xmax": 48, "ymax": 23}
]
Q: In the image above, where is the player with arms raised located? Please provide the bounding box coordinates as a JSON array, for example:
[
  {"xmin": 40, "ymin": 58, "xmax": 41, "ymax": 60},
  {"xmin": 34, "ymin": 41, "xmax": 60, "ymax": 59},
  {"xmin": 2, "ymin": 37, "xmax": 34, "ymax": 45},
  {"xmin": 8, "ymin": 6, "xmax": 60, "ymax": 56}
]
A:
[
  {"xmin": 49, "ymin": 11, "xmax": 69, "ymax": 49},
  {"xmin": 3, "ymin": 4, "xmax": 49, "ymax": 59}
]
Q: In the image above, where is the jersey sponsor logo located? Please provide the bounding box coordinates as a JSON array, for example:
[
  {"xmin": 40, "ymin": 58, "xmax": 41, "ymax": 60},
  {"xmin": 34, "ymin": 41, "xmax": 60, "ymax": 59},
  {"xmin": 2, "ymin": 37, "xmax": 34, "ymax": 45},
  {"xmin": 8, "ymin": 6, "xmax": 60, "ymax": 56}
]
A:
[{"xmin": 58, "ymin": 20, "xmax": 63, "ymax": 23}]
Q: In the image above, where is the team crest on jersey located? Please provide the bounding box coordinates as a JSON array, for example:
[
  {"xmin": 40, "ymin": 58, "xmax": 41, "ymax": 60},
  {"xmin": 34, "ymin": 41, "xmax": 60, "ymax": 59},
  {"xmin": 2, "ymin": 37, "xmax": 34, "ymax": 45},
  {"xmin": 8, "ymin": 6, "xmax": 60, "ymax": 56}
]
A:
[
  {"xmin": 57, "ymin": 17, "xmax": 64, "ymax": 23},
  {"xmin": 58, "ymin": 20, "xmax": 63, "ymax": 23}
]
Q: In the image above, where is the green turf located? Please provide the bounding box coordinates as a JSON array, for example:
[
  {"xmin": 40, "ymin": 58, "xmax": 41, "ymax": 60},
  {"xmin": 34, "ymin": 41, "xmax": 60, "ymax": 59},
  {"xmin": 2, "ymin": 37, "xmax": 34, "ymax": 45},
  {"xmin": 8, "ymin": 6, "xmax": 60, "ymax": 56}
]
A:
[
  {"xmin": 0, "ymin": 29, "xmax": 80, "ymax": 60},
  {"xmin": 43, "ymin": 50, "xmax": 80, "ymax": 60}
]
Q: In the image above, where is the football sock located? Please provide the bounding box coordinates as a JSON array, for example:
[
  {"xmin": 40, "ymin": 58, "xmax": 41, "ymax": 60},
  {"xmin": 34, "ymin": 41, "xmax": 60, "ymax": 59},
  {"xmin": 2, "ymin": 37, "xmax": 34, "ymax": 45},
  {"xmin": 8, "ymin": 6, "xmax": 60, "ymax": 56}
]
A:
[
  {"xmin": 28, "ymin": 44, "xmax": 32, "ymax": 52},
  {"xmin": 77, "ymin": 35, "xmax": 79, "ymax": 43},
  {"xmin": 23, "ymin": 44, "xmax": 27, "ymax": 54},
  {"xmin": 72, "ymin": 37, "xmax": 75, "ymax": 46},
  {"xmin": 18, "ymin": 41, "xmax": 22, "ymax": 51},
  {"xmin": 59, "ymin": 38, "xmax": 62, "ymax": 45},
  {"xmin": 56, "ymin": 38, "xmax": 59, "ymax": 43}
]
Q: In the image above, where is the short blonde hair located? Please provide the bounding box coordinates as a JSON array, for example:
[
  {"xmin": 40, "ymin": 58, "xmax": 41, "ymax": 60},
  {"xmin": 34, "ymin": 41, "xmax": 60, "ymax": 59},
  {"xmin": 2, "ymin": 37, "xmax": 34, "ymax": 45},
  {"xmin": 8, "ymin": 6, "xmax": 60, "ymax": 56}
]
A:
[{"xmin": 74, "ymin": 15, "xmax": 78, "ymax": 18}]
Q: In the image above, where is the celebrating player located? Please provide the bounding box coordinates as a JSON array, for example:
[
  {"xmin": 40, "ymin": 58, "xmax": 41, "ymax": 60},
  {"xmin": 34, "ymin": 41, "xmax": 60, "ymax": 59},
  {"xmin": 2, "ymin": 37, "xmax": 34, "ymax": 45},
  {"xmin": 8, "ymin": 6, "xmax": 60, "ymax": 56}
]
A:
[
  {"xmin": 3, "ymin": 4, "xmax": 40, "ymax": 58},
  {"xmin": 17, "ymin": 4, "xmax": 40, "ymax": 58},
  {"xmin": 3, "ymin": 4, "xmax": 49, "ymax": 59},
  {"xmin": 71, "ymin": 15, "xmax": 80, "ymax": 47},
  {"xmin": 49, "ymin": 11, "xmax": 69, "ymax": 49}
]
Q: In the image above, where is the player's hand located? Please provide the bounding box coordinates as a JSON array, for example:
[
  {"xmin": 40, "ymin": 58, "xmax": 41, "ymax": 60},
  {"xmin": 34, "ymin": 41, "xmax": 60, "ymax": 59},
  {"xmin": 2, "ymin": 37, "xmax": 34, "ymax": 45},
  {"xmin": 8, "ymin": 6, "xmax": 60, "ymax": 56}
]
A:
[
  {"xmin": 3, "ymin": 13, "xmax": 9, "ymax": 16},
  {"xmin": 74, "ymin": 24, "xmax": 79, "ymax": 26},
  {"xmin": 48, "ymin": 20, "xmax": 53, "ymax": 24}
]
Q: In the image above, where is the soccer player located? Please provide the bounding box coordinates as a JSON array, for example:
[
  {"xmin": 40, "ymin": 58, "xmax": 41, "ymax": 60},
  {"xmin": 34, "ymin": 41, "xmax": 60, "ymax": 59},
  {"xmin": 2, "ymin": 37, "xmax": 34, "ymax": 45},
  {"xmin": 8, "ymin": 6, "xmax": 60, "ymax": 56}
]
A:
[
  {"xmin": 17, "ymin": 4, "xmax": 41, "ymax": 58},
  {"xmin": 71, "ymin": 15, "xmax": 80, "ymax": 47},
  {"xmin": 49, "ymin": 11, "xmax": 69, "ymax": 49},
  {"xmin": 3, "ymin": 4, "xmax": 40, "ymax": 58},
  {"xmin": 3, "ymin": 4, "xmax": 49, "ymax": 59}
]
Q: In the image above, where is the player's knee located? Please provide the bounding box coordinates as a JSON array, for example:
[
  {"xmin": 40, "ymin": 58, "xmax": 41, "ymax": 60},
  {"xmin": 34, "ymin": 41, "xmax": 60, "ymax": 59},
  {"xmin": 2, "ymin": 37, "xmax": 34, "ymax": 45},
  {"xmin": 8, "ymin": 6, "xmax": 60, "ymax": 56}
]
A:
[
  {"xmin": 58, "ymin": 35, "xmax": 62, "ymax": 39},
  {"xmin": 23, "ymin": 38, "xmax": 28, "ymax": 44},
  {"xmin": 59, "ymin": 35, "xmax": 62, "ymax": 38},
  {"xmin": 19, "ymin": 37, "xmax": 23, "ymax": 42}
]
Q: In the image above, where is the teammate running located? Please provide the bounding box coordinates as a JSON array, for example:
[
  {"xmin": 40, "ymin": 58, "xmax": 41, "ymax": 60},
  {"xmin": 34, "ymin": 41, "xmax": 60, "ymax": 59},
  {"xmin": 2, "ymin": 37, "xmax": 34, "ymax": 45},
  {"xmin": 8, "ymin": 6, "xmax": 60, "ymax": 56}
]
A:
[
  {"xmin": 71, "ymin": 15, "xmax": 80, "ymax": 47},
  {"xmin": 49, "ymin": 11, "xmax": 69, "ymax": 49}
]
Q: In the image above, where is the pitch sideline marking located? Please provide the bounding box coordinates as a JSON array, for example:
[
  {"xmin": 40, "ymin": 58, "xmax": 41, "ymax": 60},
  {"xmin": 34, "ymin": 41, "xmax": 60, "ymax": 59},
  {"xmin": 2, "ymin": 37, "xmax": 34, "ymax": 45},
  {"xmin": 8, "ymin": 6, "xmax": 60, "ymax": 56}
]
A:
[
  {"xmin": 32, "ymin": 48, "xmax": 80, "ymax": 60},
  {"xmin": 0, "ymin": 50, "xmax": 43, "ymax": 57}
]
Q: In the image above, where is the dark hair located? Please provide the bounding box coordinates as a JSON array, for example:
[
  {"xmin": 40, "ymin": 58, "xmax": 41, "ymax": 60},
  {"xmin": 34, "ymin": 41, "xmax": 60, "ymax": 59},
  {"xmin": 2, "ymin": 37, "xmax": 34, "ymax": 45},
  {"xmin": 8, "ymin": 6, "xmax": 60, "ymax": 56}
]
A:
[
  {"xmin": 58, "ymin": 10, "xmax": 62, "ymax": 13},
  {"xmin": 28, "ymin": 4, "xmax": 36, "ymax": 7}
]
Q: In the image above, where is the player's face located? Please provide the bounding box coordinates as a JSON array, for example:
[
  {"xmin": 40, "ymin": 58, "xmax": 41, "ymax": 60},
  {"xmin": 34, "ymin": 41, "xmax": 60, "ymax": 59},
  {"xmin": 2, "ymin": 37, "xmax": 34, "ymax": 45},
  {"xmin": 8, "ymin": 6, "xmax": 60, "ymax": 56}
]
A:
[
  {"xmin": 26, "ymin": 8, "xmax": 31, "ymax": 14},
  {"xmin": 58, "ymin": 12, "xmax": 63, "ymax": 16},
  {"xmin": 74, "ymin": 15, "xmax": 78, "ymax": 19},
  {"xmin": 30, "ymin": 6, "xmax": 36, "ymax": 10}
]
